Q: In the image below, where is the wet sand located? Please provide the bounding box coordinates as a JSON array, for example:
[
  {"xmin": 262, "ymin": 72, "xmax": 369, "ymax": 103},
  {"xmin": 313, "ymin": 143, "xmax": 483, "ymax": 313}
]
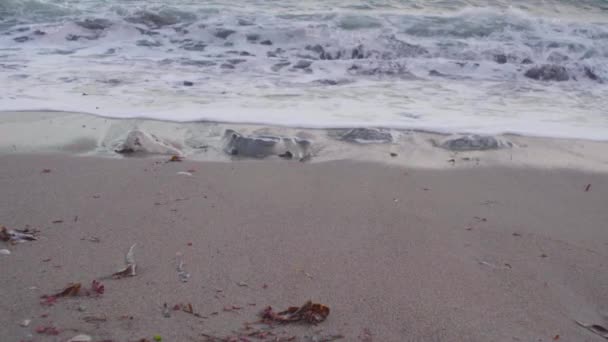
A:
[{"xmin": 1, "ymin": 154, "xmax": 607, "ymax": 341}]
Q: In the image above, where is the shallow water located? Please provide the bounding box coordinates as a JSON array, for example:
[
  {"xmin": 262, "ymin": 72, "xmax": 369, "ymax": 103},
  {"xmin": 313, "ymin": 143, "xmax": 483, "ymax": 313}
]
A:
[{"xmin": 1, "ymin": 0, "xmax": 608, "ymax": 139}]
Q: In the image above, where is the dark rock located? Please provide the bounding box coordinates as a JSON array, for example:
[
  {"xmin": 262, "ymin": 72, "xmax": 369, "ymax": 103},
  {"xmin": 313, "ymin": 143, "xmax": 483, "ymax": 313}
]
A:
[
  {"xmin": 180, "ymin": 60, "xmax": 217, "ymax": 67},
  {"xmin": 115, "ymin": 130, "xmax": 182, "ymax": 155},
  {"xmin": 271, "ymin": 61, "xmax": 291, "ymax": 72},
  {"xmin": 584, "ymin": 67, "xmax": 601, "ymax": 82},
  {"xmin": 278, "ymin": 151, "xmax": 293, "ymax": 159},
  {"xmin": 227, "ymin": 59, "xmax": 246, "ymax": 64},
  {"xmin": 33, "ymin": 30, "xmax": 46, "ymax": 36},
  {"xmin": 294, "ymin": 60, "xmax": 312, "ymax": 69},
  {"xmin": 390, "ymin": 152, "xmax": 398, "ymax": 157},
  {"xmin": 220, "ymin": 63, "xmax": 235, "ymax": 69},
  {"xmin": 13, "ymin": 36, "xmax": 30, "ymax": 43},
  {"xmin": 238, "ymin": 18, "xmax": 255, "ymax": 26},
  {"xmin": 524, "ymin": 64, "xmax": 569, "ymax": 81},
  {"xmin": 16, "ymin": 27, "xmax": 30, "ymax": 32},
  {"xmin": 438, "ymin": 135, "xmax": 511, "ymax": 151},
  {"xmin": 315, "ymin": 79, "xmax": 351, "ymax": 86},
  {"xmin": 351, "ymin": 45, "xmax": 365, "ymax": 59},
  {"xmin": 521, "ymin": 58, "xmax": 534, "ymax": 64},
  {"xmin": 215, "ymin": 28, "xmax": 236, "ymax": 39},
  {"xmin": 77, "ymin": 18, "xmax": 113, "ymax": 30},
  {"xmin": 223, "ymin": 130, "xmax": 311, "ymax": 160},
  {"xmin": 339, "ymin": 128, "xmax": 393, "ymax": 144},
  {"xmin": 66, "ymin": 34, "xmax": 98, "ymax": 41},
  {"xmin": 136, "ymin": 39, "xmax": 162, "ymax": 47},
  {"xmin": 183, "ymin": 81, "xmax": 194, "ymax": 86},
  {"xmin": 260, "ymin": 40, "xmax": 273, "ymax": 46},
  {"xmin": 306, "ymin": 44, "xmax": 325, "ymax": 54},
  {"xmin": 547, "ymin": 51, "xmax": 569, "ymax": 63},
  {"xmin": 181, "ymin": 42, "xmax": 206, "ymax": 51},
  {"xmin": 494, "ymin": 54, "xmax": 507, "ymax": 64},
  {"xmin": 239, "ymin": 51, "xmax": 254, "ymax": 56},
  {"xmin": 429, "ymin": 70, "xmax": 447, "ymax": 77},
  {"xmin": 125, "ymin": 11, "xmax": 179, "ymax": 28},
  {"xmin": 246, "ymin": 33, "xmax": 260, "ymax": 42}
]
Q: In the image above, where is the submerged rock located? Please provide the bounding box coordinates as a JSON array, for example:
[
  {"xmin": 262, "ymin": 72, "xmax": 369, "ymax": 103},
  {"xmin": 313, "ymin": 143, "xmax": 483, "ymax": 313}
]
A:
[
  {"xmin": 215, "ymin": 28, "xmax": 236, "ymax": 39},
  {"xmin": 115, "ymin": 130, "xmax": 182, "ymax": 155},
  {"xmin": 125, "ymin": 11, "xmax": 179, "ymax": 28},
  {"xmin": 524, "ymin": 64, "xmax": 569, "ymax": 81},
  {"xmin": 338, "ymin": 128, "xmax": 393, "ymax": 144},
  {"xmin": 13, "ymin": 36, "xmax": 30, "ymax": 43},
  {"xmin": 293, "ymin": 60, "xmax": 312, "ymax": 69},
  {"xmin": 223, "ymin": 130, "xmax": 311, "ymax": 160},
  {"xmin": 76, "ymin": 18, "xmax": 113, "ymax": 30},
  {"xmin": 438, "ymin": 135, "xmax": 512, "ymax": 151}
]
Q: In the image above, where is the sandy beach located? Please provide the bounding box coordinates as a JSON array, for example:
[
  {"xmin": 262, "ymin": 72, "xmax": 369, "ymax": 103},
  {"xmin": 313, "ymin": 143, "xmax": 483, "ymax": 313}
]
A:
[{"xmin": 1, "ymin": 152, "xmax": 607, "ymax": 342}]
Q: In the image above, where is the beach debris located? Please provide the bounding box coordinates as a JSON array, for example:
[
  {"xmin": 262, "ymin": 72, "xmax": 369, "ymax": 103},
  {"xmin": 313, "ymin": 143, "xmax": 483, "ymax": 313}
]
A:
[
  {"xmin": 0, "ymin": 226, "xmax": 38, "ymax": 243},
  {"xmin": 261, "ymin": 301, "xmax": 330, "ymax": 324},
  {"xmin": 154, "ymin": 335, "xmax": 163, "ymax": 342},
  {"xmin": 68, "ymin": 334, "xmax": 93, "ymax": 342},
  {"xmin": 42, "ymin": 169, "xmax": 52, "ymax": 173},
  {"xmin": 173, "ymin": 302, "xmax": 202, "ymax": 317},
  {"xmin": 35, "ymin": 325, "xmax": 60, "ymax": 335},
  {"xmin": 575, "ymin": 321, "xmax": 608, "ymax": 339},
  {"xmin": 0, "ymin": 249, "xmax": 10, "ymax": 255},
  {"xmin": 78, "ymin": 304, "xmax": 87, "ymax": 312},
  {"xmin": 304, "ymin": 334, "xmax": 345, "ymax": 341},
  {"xmin": 81, "ymin": 236, "xmax": 101, "ymax": 243},
  {"xmin": 20, "ymin": 319, "xmax": 31, "ymax": 327},
  {"xmin": 52, "ymin": 283, "xmax": 82, "ymax": 297},
  {"xmin": 390, "ymin": 152, "xmax": 398, "ymax": 157},
  {"xmin": 358, "ymin": 328, "xmax": 373, "ymax": 342},
  {"xmin": 176, "ymin": 252, "xmax": 190, "ymax": 283},
  {"xmin": 83, "ymin": 315, "xmax": 107, "ymax": 324},
  {"xmin": 585, "ymin": 184, "xmax": 591, "ymax": 192},
  {"xmin": 237, "ymin": 281, "xmax": 249, "ymax": 287},
  {"xmin": 177, "ymin": 171, "xmax": 193, "ymax": 176},
  {"xmin": 113, "ymin": 243, "xmax": 137, "ymax": 278},
  {"xmin": 553, "ymin": 334, "xmax": 560, "ymax": 340},
  {"xmin": 223, "ymin": 305, "xmax": 243, "ymax": 312},
  {"xmin": 162, "ymin": 303, "xmax": 171, "ymax": 318},
  {"xmin": 169, "ymin": 155, "xmax": 183, "ymax": 162},
  {"xmin": 92, "ymin": 280, "xmax": 105, "ymax": 294},
  {"xmin": 52, "ymin": 219, "xmax": 63, "ymax": 224}
]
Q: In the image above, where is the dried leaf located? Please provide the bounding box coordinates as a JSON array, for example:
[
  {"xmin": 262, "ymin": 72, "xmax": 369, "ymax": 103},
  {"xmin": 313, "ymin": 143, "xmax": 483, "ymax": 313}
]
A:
[
  {"xmin": 92, "ymin": 280, "xmax": 104, "ymax": 294},
  {"xmin": 51, "ymin": 283, "xmax": 82, "ymax": 297},
  {"xmin": 169, "ymin": 155, "xmax": 183, "ymax": 162},
  {"xmin": 585, "ymin": 184, "xmax": 591, "ymax": 192},
  {"xmin": 260, "ymin": 301, "xmax": 330, "ymax": 324},
  {"xmin": 35, "ymin": 325, "xmax": 60, "ymax": 335}
]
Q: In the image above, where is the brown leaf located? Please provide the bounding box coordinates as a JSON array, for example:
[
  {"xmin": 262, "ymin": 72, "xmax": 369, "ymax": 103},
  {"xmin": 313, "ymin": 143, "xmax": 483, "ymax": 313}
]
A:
[
  {"xmin": 53, "ymin": 283, "xmax": 82, "ymax": 297},
  {"xmin": 168, "ymin": 155, "xmax": 183, "ymax": 162},
  {"xmin": 260, "ymin": 301, "xmax": 330, "ymax": 324}
]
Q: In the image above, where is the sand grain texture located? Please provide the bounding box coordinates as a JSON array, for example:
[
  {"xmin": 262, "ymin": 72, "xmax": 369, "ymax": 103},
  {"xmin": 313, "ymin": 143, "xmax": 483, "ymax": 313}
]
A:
[{"xmin": 1, "ymin": 154, "xmax": 607, "ymax": 341}]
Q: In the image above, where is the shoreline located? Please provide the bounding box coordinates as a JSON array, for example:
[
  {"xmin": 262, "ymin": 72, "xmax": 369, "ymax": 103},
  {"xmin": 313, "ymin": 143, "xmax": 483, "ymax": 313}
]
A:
[
  {"xmin": 1, "ymin": 110, "xmax": 608, "ymax": 172},
  {"xmin": 1, "ymin": 154, "xmax": 607, "ymax": 341}
]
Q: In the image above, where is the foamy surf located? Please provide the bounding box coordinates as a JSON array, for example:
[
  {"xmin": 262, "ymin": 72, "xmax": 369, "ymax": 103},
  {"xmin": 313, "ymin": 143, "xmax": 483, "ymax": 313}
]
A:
[{"xmin": 1, "ymin": 0, "xmax": 608, "ymax": 140}]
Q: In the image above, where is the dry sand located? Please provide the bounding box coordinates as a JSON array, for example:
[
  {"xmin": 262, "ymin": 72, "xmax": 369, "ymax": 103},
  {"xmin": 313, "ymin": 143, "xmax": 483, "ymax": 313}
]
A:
[{"xmin": 1, "ymin": 154, "xmax": 608, "ymax": 342}]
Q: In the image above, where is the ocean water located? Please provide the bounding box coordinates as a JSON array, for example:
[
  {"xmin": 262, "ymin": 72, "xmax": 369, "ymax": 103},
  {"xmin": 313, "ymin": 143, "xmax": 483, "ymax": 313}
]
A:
[{"xmin": 1, "ymin": 0, "xmax": 608, "ymax": 139}]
